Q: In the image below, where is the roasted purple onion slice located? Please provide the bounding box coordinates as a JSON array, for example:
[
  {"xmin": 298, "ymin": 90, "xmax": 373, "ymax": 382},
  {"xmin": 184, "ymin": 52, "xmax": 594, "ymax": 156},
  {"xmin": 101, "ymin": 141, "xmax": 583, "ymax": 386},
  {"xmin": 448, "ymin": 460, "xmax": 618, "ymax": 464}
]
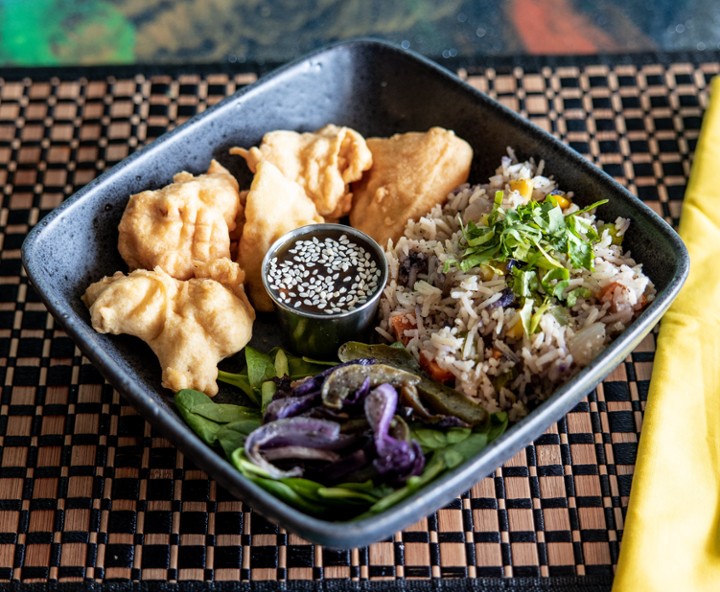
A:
[
  {"xmin": 364, "ymin": 384, "xmax": 425, "ymax": 482},
  {"xmin": 244, "ymin": 417, "xmax": 354, "ymax": 479}
]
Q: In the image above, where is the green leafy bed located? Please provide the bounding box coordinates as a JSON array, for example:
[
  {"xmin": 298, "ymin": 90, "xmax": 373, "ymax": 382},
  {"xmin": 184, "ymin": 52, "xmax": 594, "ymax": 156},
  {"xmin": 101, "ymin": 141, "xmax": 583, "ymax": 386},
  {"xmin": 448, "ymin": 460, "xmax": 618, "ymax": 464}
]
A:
[{"xmin": 175, "ymin": 345, "xmax": 507, "ymax": 521}]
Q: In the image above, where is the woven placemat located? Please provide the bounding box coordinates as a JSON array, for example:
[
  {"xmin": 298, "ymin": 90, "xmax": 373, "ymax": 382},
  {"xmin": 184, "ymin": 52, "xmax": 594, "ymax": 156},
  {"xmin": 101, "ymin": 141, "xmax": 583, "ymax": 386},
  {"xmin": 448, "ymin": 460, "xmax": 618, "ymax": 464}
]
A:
[{"xmin": 0, "ymin": 52, "xmax": 715, "ymax": 587}]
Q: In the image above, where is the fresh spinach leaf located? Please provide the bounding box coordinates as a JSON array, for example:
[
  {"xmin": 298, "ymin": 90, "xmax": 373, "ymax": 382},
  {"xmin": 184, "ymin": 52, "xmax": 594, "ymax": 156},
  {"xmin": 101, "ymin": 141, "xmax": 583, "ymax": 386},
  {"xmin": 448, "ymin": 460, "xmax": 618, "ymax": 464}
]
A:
[
  {"xmin": 274, "ymin": 349, "xmax": 289, "ymax": 378},
  {"xmin": 412, "ymin": 427, "xmax": 471, "ymax": 452},
  {"xmin": 175, "ymin": 389, "xmax": 260, "ymax": 448},
  {"xmin": 217, "ymin": 369, "xmax": 257, "ymax": 405},
  {"xmin": 246, "ymin": 346, "xmax": 276, "ymax": 392},
  {"xmin": 216, "ymin": 419, "xmax": 262, "ymax": 459},
  {"xmin": 358, "ymin": 456, "xmax": 446, "ymax": 517},
  {"xmin": 261, "ymin": 380, "xmax": 276, "ymax": 415},
  {"xmin": 190, "ymin": 403, "xmax": 260, "ymax": 424},
  {"xmin": 219, "ymin": 346, "xmax": 334, "ymax": 406}
]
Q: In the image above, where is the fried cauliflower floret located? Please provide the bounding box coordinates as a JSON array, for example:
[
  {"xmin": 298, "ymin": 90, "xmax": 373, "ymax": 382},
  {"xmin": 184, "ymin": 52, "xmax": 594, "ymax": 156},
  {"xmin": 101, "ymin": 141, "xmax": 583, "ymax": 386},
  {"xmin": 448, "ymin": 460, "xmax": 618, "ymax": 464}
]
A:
[
  {"xmin": 231, "ymin": 124, "xmax": 372, "ymax": 220},
  {"xmin": 350, "ymin": 127, "xmax": 473, "ymax": 248},
  {"xmin": 82, "ymin": 261, "xmax": 255, "ymax": 396},
  {"xmin": 238, "ymin": 160, "xmax": 324, "ymax": 312},
  {"xmin": 118, "ymin": 160, "xmax": 240, "ymax": 281}
]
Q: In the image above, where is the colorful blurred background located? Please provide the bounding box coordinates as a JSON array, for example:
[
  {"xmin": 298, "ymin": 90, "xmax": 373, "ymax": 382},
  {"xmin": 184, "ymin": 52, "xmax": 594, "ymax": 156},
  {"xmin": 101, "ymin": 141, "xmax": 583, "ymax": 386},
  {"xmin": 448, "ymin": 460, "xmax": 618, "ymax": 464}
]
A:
[{"xmin": 0, "ymin": 0, "xmax": 719, "ymax": 67}]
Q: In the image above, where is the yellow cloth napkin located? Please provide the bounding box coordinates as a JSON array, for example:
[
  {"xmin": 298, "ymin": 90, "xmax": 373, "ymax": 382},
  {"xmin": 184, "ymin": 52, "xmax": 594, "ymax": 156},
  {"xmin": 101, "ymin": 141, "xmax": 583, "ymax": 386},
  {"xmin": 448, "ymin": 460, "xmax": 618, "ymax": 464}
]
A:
[{"xmin": 613, "ymin": 76, "xmax": 720, "ymax": 590}]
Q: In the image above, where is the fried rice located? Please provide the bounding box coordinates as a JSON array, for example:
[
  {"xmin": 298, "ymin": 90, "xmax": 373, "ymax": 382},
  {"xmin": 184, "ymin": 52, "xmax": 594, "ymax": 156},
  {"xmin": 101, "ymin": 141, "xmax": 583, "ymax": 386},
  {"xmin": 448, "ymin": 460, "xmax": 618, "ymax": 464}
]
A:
[{"xmin": 377, "ymin": 149, "xmax": 655, "ymax": 421}]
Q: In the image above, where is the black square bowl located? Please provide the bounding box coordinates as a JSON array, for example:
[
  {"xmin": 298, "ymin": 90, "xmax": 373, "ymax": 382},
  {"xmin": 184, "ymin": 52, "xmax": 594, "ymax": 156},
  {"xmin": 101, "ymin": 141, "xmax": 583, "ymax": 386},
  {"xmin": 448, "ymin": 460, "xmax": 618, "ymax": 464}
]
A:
[{"xmin": 22, "ymin": 39, "xmax": 689, "ymax": 549}]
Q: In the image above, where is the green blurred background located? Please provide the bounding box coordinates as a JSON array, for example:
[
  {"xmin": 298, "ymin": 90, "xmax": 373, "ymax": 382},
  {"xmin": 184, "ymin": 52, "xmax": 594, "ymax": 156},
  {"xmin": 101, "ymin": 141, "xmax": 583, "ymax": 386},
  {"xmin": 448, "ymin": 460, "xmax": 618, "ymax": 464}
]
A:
[{"xmin": 1, "ymin": 0, "xmax": 719, "ymax": 67}]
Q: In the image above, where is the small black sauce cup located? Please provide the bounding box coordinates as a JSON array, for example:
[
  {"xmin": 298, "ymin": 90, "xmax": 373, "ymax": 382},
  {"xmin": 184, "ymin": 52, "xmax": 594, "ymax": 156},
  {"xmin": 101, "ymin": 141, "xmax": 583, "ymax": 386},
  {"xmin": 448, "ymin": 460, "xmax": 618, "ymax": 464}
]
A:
[{"xmin": 261, "ymin": 223, "xmax": 389, "ymax": 360}]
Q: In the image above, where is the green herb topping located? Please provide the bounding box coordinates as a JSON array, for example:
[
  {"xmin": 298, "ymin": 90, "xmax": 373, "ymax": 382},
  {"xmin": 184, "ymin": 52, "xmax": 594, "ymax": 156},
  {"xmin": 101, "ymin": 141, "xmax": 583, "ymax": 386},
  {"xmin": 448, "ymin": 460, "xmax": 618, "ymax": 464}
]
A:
[
  {"xmin": 442, "ymin": 191, "xmax": 608, "ymax": 335},
  {"xmin": 444, "ymin": 191, "xmax": 608, "ymax": 277}
]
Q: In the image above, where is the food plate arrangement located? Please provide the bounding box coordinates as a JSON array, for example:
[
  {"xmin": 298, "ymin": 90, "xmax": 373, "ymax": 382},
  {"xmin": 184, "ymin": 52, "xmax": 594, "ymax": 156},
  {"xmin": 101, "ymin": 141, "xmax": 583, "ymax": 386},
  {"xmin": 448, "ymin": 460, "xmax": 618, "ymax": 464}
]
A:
[{"xmin": 21, "ymin": 39, "xmax": 689, "ymax": 549}]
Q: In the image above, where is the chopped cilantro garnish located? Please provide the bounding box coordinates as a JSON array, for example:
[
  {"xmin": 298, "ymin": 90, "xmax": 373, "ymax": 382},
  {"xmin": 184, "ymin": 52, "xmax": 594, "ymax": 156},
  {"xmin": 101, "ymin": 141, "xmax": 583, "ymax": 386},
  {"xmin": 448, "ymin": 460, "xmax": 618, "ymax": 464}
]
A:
[
  {"xmin": 445, "ymin": 190, "xmax": 608, "ymax": 336},
  {"xmin": 446, "ymin": 192, "xmax": 607, "ymax": 277}
]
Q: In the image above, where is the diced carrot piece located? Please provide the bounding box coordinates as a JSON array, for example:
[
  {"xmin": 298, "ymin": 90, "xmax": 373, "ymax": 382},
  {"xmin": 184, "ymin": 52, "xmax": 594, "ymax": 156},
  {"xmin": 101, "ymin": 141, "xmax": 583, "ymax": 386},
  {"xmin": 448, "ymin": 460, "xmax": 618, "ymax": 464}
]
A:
[
  {"xmin": 633, "ymin": 294, "xmax": 648, "ymax": 312},
  {"xmin": 420, "ymin": 350, "xmax": 455, "ymax": 383},
  {"xmin": 490, "ymin": 348, "xmax": 503, "ymax": 360},
  {"xmin": 391, "ymin": 313, "xmax": 416, "ymax": 345},
  {"xmin": 597, "ymin": 282, "xmax": 632, "ymax": 313},
  {"xmin": 597, "ymin": 281, "xmax": 624, "ymax": 303}
]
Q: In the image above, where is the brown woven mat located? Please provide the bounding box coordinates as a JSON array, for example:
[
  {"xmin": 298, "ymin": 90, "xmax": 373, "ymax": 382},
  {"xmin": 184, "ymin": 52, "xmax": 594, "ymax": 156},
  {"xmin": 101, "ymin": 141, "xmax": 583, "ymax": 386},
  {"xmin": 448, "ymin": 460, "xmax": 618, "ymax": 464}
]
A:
[{"xmin": 0, "ymin": 55, "xmax": 714, "ymax": 584}]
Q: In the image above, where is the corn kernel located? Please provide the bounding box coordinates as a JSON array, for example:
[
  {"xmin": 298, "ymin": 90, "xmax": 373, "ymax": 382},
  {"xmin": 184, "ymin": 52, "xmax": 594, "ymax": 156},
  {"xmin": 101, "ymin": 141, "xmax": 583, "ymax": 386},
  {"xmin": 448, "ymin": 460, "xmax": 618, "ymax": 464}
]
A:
[
  {"xmin": 478, "ymin": 264, "xmax": 495, "ymax": 280},
  {"xmin": 510, "ymin": 179, "xmax": 534, "ymax": 201},
  {"xmin": 506, "ymin": 317, "xmax": 524, "ymax": 340},
  {"xmin": 547, "ymin": 192, "xmax": 572, "ymax": 209}
]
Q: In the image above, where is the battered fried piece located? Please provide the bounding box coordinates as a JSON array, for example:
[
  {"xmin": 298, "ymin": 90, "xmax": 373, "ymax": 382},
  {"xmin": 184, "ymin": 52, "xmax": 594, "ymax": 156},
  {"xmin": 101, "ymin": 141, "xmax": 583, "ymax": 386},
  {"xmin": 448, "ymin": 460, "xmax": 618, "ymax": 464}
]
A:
[
  {"xmin": 118, "ymin": 160, "xmax": 240, "ymax": 281},
  {"xmin": 350, "ymin": 128, "xmax": 473, "ymax": 248},
  {"xmin": 82, "ymin": 260, "xmax": 255, "ymax": 396},
  {"xmin": 229, "ymin": 189, "xmax": 249, "ymax": 260},
  {"xmin": 238, "ymin": 161, "xmax": 324, "ymax": 312},
  {"xmin": 231, "ymin": 124, "xmax": 372, "ymax": 220}
]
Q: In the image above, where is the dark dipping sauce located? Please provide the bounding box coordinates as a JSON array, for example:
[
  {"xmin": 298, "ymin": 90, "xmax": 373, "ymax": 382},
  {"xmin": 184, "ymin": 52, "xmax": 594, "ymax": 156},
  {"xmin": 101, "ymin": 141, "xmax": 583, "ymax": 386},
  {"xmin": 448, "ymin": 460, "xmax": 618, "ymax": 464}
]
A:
[{"xmin": 266, "ymin": 228, "xmax": 383, "ymax": 316}]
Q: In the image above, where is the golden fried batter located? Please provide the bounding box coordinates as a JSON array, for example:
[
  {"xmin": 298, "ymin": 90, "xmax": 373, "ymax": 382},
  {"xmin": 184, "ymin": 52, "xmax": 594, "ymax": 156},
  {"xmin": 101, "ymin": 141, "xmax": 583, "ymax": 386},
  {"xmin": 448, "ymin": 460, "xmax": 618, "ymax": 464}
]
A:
[
  {"xmin": 349, "ymin": 128, "xmax": 473, "ymax": 248},
  {"xmin": 118, "ymin": 160, "xmax": 240, "ymax": 281},
  {"xmin": 238, "ymin": 161, "xmax": 324, "ymax": 312},
  {"xmin": 231, "ymin": 124, "xmax": 372, "ymax": 220},
  {"xmin": 82, "ymin": 260, "xmax": 255, "ymax": 396}
]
